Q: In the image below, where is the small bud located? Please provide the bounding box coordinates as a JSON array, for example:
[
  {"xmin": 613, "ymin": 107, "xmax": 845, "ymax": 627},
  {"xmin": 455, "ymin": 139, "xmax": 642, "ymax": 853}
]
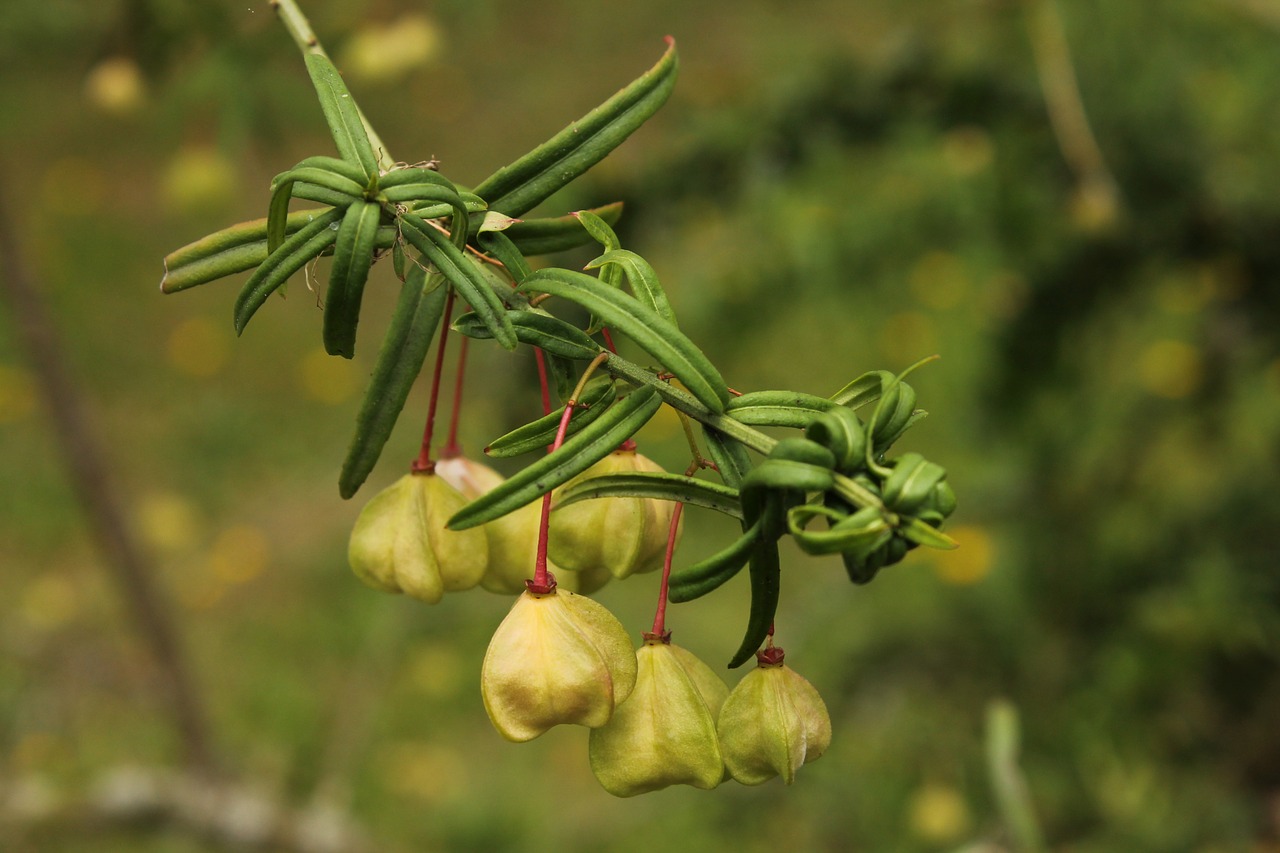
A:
[
  {"xmin": 717, "ymin": 649, "xmax": 831, "ymax": 785},
  {"xmin": 482, "ymin": 588, "xmax": 637, "ymax": 742},
  {"xmin": 549, "ymin": 450, "xmax": 679, "ymax": 579},
  {"xmin": 347, "ymin": 472, "xmax": 488, "ymax": 603},
  {"xmin": 435, "ymin": 456, "xmax": 611, "ymax": 595},
  {"xmin": 589, "ymin": 637, "xmax": 729, "ymax": 797}
]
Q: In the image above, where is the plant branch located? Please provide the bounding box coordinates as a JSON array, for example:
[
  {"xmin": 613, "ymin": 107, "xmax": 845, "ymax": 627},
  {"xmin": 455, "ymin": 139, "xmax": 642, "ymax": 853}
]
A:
[
  {"xmin": 602, "ymin": 352, "xmax": 887, "ymax": 512},
  {"xmin": 268, "ymin": 0, "xmax": 395, "ymax": 171},
  {"xmin": 0, "ymin": 177, "xmax": 216, "ymax": 775},
  {"xmin": 1025, "ymin": 0, "xmax": 1122, "ymax": 219}
]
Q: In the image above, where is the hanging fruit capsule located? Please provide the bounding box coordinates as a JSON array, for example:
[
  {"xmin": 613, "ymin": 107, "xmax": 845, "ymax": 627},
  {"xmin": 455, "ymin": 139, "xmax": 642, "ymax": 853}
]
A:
[
  {"xmin": 717, "ymin": 647, "xmax": 831, "ymax": 785},
  {"xmin": 549, "ymin": 449, "xmax": 679, "ymax": 579},
  {"xmin": 347, "ymin": 471, "xmax": 488, "ymax": 603},
  {"xmin": 481, "ymin": 585, "xmax": 637, "ymax": 742},
  {"xmin": 589, "ymin": 634, "xmax": 729, "ymax": 796}
]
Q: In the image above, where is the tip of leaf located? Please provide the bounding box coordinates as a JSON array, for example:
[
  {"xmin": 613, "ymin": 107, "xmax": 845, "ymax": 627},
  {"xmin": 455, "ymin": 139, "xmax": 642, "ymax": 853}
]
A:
[{"xmin": 664, "ymin": 35, "xmax": 676, "ymax": 47}]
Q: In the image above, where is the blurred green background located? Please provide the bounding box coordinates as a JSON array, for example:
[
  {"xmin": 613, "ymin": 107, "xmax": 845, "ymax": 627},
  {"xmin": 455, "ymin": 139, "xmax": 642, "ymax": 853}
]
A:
[{"xmin": 3, "ymin": 1, "xmax": 1279, "ymax": 851}]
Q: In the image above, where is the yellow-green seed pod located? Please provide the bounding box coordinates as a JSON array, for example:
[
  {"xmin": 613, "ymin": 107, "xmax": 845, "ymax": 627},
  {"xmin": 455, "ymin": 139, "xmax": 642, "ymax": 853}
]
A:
[
  {"xmin": 435, "ymin": 456, "xmax": 611, "ymax": 595},
  {"xmin": 482, "ymin": 588, "xmax": 637, "ymax": 742},
  {"xmin": 549, "ymin": 450, "xmax": 679, "ymax": 579},
  {"xmin": 717, "ymin": 652, "xmax": 831, "ymax": 785},
  {"xmin": 589, "ymin": 638, "xmax": 728, "ymax": 796},
  {"xmin": 347, "ymin": 472, "xmax": 488, "ymax": 603}
]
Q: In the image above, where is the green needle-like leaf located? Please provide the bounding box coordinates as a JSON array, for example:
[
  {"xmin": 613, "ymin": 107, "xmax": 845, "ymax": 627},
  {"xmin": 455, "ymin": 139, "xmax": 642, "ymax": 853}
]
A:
[
  {"xmin": 726, "ymin": 391, "xmax": 838, "ymax": 428},
  {"xmin": 668, "ymin": 518, "xmax": 763, "ymax": 603},
  {"xmin": 703, "ymin": 427, "xmax": 753, "ymax": 489},
  {"xmin": 233, "ymin": 207, "xmax": 343, "ymax": 334},
  {"xmin": 586, "ymin": 249, "xmax": 676, "ymax": 326},
  {"xmin": 555, "ymin": 471, "xmax": 742, "ymax": 519},
  {"xmin": 339, "ymin": 266, "xmax": 448, "ymax": 498},
  {"xmin": 477, "ymin": 231, "xmax": 533, "ymax": 285},
  {"xmin": 901, "ymin": 518, "xmax": 959, "ymax": 550},
  {"xmin": 453, "ymin": 309, "xmax": 601, "ymax": 360},
  {"xmin": 502, "ymin": 203, "xmax": 624, "ymax": 256},
  {"xmin": 400, "ymin": 214, "xmax": 517, "ymax": 349},
  {"xmin": 484, "ymin": 379, "xmax": 617, "ymax": 457},
  {"xmin": 519, "ymin": 268, "xmax": 729, "ymax": 413},
  {"xmin": 304, "ymin": 52, "xmax": 379, "ymax": 180},
  {"xmin": 447, "ymin": 386, "xmax": 663, "ymax": 529},
  {"xmin": 323, "ymin": 201, "xmax": 381, "ymax": 358},
  {"xmin": 728, "ymin": 533, "xmax": 782, "ymax": 669},
  {"xmin": 268, "ymin": 167, "xmax": 363, "ymax": 252},
  {"xmin": 161, "ymin": 209, "xmax": 330, "ymax": 293},
  {"xmin": 472, "ymin": 39, "xmax": 678, "ymax": 216},
  {"xmin": 378, "ymin": 166, "xmax": 453, "ymax": 189}
]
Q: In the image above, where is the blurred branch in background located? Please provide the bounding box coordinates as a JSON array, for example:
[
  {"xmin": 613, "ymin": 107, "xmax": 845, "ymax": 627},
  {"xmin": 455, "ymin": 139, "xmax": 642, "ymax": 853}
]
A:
[
  {"xmin": 1025, "ymin": 0, "xmax": 1122, "ymax": 229},
  {"xmin": 0, "ymin": 176, "xmax": 216, "ymax": 777},
  {"xmin": 986, "ymin": 701, "xmax": 1046, "ymax": 853}
]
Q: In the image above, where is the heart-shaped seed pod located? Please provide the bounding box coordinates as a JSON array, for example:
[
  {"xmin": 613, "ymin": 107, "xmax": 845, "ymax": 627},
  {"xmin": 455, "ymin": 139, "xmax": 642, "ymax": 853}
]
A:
[
  {"xmin": 435, "ymin": 456, "xmax": 611, "ymax": 595},
  {"xmin": 549, "ymin": 449, "xmax": 679, "ymax": 579},
  {"xmin": 481, "ymin": 587, "xmax": 637, "ymax": 742},
  {"xmin": 717, "ymin": 648, "xmax": 831, "ymax": 785},
  {"xmin": 347, "ymin": 472, "xmax": 488, "ymax": 603},
  {"xmin": 589, "ymin": 636, "xmax": 729, "ymax": 797}
]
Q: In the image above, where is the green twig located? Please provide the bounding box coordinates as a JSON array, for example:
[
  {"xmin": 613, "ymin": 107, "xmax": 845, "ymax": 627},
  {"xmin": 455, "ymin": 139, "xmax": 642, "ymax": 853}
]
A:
[
  {"xmin": 268, "ymin": 0, "xmax": 396, "ymax": 171},
  {"xmin": 602, "ymin": 352, "xmax": 888, "ymax": 513}
]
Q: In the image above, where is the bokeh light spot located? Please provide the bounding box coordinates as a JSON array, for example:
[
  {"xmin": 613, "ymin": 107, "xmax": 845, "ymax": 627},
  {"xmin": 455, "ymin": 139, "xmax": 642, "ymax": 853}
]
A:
[
  {"xmin": 933, "ymin": 525, "xmax": 994, "ymax": 585},
  {"xmin": 299, "ymin": 347, "xmax": 357, "ymax": 405},
  {"xmin": 167, "ymin": 316, "xmax": 230, "ymax": 378},
  {"xmin": 1138, "ymin": 340, "xmax": 1203, "ymax": 399}
]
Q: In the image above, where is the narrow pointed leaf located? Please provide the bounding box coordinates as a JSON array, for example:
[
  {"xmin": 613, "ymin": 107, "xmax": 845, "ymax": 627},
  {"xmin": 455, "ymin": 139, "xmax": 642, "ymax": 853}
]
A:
[
  {"xmin": 477, "ymin": 231, "xmax": 533, "ymax": 284},
  {"xmin": 586, "ymin": 249, "xmax": 676, "ymax": 326},
  {"xmin": 400, "ymin": 214, "xmax": 517, "ymax": 349},
  {"xmin": 901, "ymin": 518, "xmax": 959, "ymax": 550},
  {"xmin": 233, "ymin": 207, "xmax": 342, "ymax": 334},
  {"xmin": 161, "ymin": 209, "xmax": 329, "ymax": 293},
  {"xmin": 484, "ymin": 379, "xmax": 617, "ymax": 457},
  {"xmin": 453, "ymin": 309, "xmax": 600, "ymax": 360},
  {"xmin": 556, "ymin": 472, "xmax": 742, "ymax": 518},
  {"xmin": 378, "ymin": 165, "xmax": 453, "ymax": 189},
  {"xmin": 668, "ymin": 519, "xmax": 762, "ymax": 603},
  {"xmin": 741, "ymin": 459, "xmax": 834, "ymax": 495},
  {"xmin": 726, "ymin": 390, "xmax": 838, "ymax": 428},
  {"xmin": 728, "ymin": 534, "xmax": 782, "ymax": 669},
  {"xmin": 519, "ymin": 268, "xmax": 729, "ymax": 412},
  {"xmin": 703, "ymin": 427, "xmax": 753, "ymax": 489},
  {"xmin": 448, "ymin": 386, "xmax": 662, "ymax": 529},
  {"xmin": 472, "ymin": 39, "xmax": 678, "ymax": 216},
  {"xmin": 291, "ymin": 155, "xmax": 370, "ymax": 184},
  {"xmin": 304, "ymin": 52, "xmax": 379, "ymax": 179},
  {"xmin": 323, "ymin": 201, "xmax": 381, "ymax": 358},
  {"xmin": 500, "ymin": 203, "xmax": 624, "ymax": 256},
  {"xmin": 268, "ymin": 168, "xmax": 365, "ymax": 251},
  {"xmin": 339, "ymin": 266, "xmax": 448, "ymax": 498},
  {"xmin": 830, "ymin": 370, "xmax": 892, "ymax": 408}
]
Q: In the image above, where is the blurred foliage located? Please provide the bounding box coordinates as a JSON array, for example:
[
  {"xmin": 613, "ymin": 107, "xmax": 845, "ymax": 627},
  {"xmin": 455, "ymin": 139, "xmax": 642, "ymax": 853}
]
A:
[{"xmin": 1, "ymin": 0, "xmax": 1279, "ymax": 851}]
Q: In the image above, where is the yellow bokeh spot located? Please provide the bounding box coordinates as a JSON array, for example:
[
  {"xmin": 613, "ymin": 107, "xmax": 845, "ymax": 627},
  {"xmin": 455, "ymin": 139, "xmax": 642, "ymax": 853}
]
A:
[
  {"xmin": 167, "ymin": 316, "xmax": 230, "ymax": 378},
  {"xmin": 380, "ymin": 741, "xmax": 467, "ymax": 804},
  {"xmin": 909, "ymin": 251, "xmax": 970, "ymax": 311},
  {"xmin": 163, "ymin": 147, "xmax": 237, "ymax": 213},
  {"xmin": 84, "ymin": 56, "xmax": 146, "ymax": 116},
  {"xmin": 0, "ymin": 364, "xmax": 36, "ymax": 424},
  {"xmin": 1138, "ymin": 340, "xmax": 1203, "ymax": 399},
  {"xmin": 341, "ymin": 15, "xmax": 442, "ymax": 85},
  {"xmin": 405, "ymin": 645, "xmax": 464, "ymax": 700},
  {"xmin": 21, "ymin": 573, "xmax": 80, "ymax": 631},
  {"xmin": 299, "ymin": 347, "xmax": 358, "ymax": 405},
  {"xmin": 1069, "ymin": 179, "xmax": 1121, "ymax": 233},
  {"xmin": 941, "ymin": 125, "xmax": 994, "ymax": 177},
  {"xmin": 1155, "ymin": 273, "xmax": 1214, "ymax": 316},
  {"xmin": 207, "ymin": 524, "xmax": 270, "ymax": 585},
  {"xmin": 136, "ymin": 491, "xmax": 202, "ymax": 555},
  {"xmin": 933, "ymin": 524, "xmax": 994, "ymax": 585},
  {"xmin": 909, "ymin": 783, "xmax": 972, "ymax": 842},
  {"xmin": 878, "ymin": 312, "xmax": 937, "ymax": 365},
  {"xmin": 177, "ymin": 575, "xmax": 225, "ymax": 611}
]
